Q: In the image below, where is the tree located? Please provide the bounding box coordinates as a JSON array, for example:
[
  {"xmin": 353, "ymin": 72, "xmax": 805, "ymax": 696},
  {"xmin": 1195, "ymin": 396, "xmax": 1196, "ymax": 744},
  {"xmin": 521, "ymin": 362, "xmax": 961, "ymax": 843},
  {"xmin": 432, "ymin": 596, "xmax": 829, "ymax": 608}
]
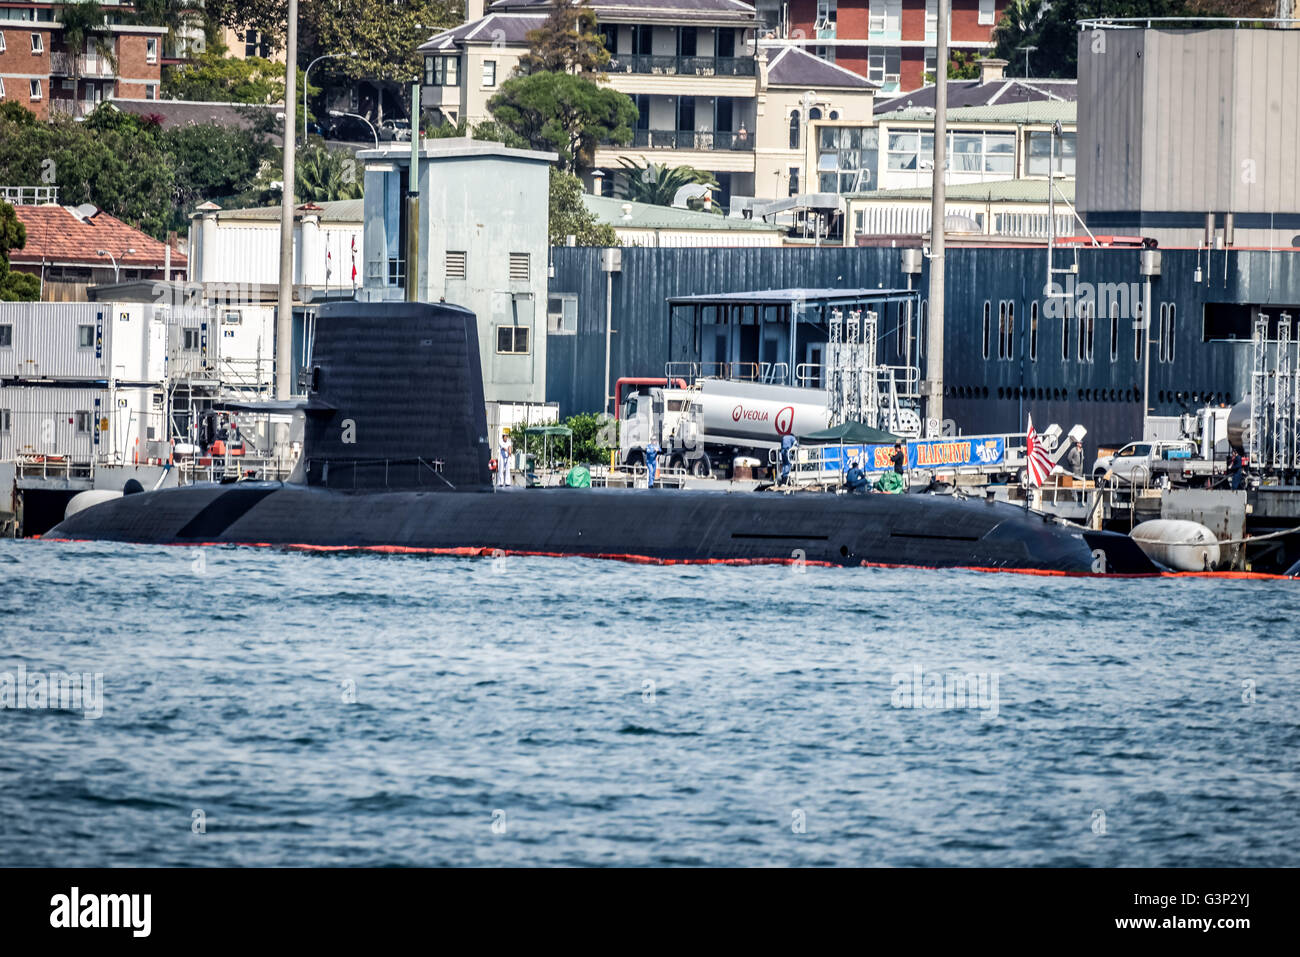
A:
[
  {"xmin": 199, "ymin": 0, "xmax": 289, "ymax": 51},
  {"xmin": 166, "ymin": 121, "xmax": 277, "ymax": 212},
  {"xmin": 162, "ymin": 47, "xmax": 286, "ymax": 103},
  {"xmin": 548, "ymin": 168, "xmax": 617, "ymax": 246},
  {"xmin": 60, "ymin": 1, "xmax": 118, "ymax": 118},
  {"xmin": 924, "ymin": 50, "xmax": 982, "ymax": 85},
  {"xmin": 0, "ymin": 200, "xmax": 41, "ymax": 302},
  {"xmin": 296, "ymin": 144, "xmax": 363, "ymax": 202},
  {"xmin": 301, "ymin": 0, "xmax": 460, "ymax": 123},
  {"xmin": 518, "ymin": 0, "xmax": 610, "ymax": 75},
  {"xmin": 489, "ymin": 71, "xmax": 635, "ymax": 174},
  {"xmin": 616, "ymin": 159, "xmax": 718, "ymax": 208}
]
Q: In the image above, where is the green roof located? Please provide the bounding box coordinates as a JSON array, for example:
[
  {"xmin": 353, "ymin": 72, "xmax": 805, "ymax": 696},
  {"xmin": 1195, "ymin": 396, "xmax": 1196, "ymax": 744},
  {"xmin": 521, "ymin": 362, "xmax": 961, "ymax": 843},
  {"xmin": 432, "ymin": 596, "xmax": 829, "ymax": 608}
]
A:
[
  {"xmin": 582, "ymin": 193, "xmax": 780, "ymax": 231},
  {"xmin": 209, "ymin": 198, "xmax": 364, "ymax": 223},
  {"xmin": 848, "ymin": 178, "xmax": 1075, "ymax": 203},
  {"xmin": 877, "ymin": 100, "xmax": 1077, "ymax": 125}
]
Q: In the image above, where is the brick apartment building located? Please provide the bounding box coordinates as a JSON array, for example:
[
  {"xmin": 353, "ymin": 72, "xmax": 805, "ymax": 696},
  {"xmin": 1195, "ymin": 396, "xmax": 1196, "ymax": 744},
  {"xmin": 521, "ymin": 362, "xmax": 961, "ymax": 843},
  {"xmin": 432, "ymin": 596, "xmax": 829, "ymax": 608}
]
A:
[
  {"xmin": 0, "ymin": 1, "xmax": 166, "ymax": 120},
  {"xmin": 760, "ymin": 0, "xmax": 1007, "ymax": 93}
]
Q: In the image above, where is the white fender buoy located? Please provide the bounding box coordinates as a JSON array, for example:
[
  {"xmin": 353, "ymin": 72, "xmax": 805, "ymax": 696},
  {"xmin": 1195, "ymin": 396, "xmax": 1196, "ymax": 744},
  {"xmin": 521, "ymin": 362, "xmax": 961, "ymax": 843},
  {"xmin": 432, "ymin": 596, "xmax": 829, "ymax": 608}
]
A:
[
  {"xmin": 64, "ymin": 489, "xmax": 123, "ymax": 520},
  {"xmin": 1130, "ymin": 519, "xmax": 1222, "ymax": 572}
]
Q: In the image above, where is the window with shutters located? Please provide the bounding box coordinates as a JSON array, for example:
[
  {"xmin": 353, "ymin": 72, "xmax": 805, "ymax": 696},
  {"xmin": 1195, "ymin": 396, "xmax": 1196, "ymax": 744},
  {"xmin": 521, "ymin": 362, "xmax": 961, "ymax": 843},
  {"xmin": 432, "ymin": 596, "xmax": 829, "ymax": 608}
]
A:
[
  {"xmin": 508, "ymin": 252, "xmax": 530, "ymax": 282},
  {"xmin": 446, "ymin": 250, "xmax": 467, "ymax": 280}
]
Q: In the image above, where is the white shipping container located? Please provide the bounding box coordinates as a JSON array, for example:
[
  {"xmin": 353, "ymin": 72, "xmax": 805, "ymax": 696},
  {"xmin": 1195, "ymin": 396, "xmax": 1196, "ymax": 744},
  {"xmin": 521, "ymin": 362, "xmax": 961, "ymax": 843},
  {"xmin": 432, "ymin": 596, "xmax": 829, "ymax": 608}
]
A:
[
  {"xmin": 0, "ymin": 302, "xmax": 168, "ymax": 384},
  {"xmin": 0, "ymin": 384, "xmax": 166, "ymax": 464},
  {"xmin": 212, "ymin": 305, "xmax": 275, "ymax": 390}
]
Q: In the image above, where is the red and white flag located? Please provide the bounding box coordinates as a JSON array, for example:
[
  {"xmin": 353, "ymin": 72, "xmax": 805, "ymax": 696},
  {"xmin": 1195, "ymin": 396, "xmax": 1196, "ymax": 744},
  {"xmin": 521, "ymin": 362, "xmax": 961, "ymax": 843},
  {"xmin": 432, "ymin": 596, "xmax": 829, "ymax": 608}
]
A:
[
  {"xmin": 350, "ymin": 235, "xmax": 358, "ymax": 286},
  {"xmin": 1025, "ymin": 414, "xmax": 1054, "ymax": 487}
]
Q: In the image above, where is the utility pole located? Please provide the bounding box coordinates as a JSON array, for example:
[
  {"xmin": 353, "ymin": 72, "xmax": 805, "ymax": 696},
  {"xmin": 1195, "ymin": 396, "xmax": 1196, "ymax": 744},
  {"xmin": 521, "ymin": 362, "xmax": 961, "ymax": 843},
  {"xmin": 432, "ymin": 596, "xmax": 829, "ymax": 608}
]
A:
[
  {"xmin": 276, "ymin": 0, "xmax": 299, "ymax": 401},
  {"xmin": 924, "ymin": 0, "xmax": 950, "ymax": 433}
]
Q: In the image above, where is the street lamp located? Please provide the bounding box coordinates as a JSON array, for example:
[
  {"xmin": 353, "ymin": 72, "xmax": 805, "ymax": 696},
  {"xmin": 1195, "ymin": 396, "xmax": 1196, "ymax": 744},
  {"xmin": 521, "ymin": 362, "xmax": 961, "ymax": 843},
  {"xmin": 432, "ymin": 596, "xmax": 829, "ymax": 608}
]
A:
[
  {"xmin": 304, "ymin": 51, "xmax": 357, "ymax": 146},
  {"xmin": 96, "ymin": 247, "xmax": 135, "ymax": 283},
  {"xmin": 328, "ymin": 109, "xmax": 378, "ymax": 148}
]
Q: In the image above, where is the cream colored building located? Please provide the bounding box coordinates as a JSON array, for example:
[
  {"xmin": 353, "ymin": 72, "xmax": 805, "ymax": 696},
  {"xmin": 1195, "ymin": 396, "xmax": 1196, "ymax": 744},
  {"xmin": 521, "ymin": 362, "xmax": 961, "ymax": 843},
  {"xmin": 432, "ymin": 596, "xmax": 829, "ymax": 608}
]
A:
[{"xmin": 418, "ymin": 0, "xmax": 877, "ymax": 204}]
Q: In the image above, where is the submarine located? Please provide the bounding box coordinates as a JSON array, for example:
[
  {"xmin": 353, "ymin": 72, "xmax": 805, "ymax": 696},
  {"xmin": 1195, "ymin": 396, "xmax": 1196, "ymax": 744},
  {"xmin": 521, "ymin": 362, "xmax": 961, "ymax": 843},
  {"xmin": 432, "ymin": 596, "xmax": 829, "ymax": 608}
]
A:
[{"xmin": 46, "ymin": 301, "xmax": 1156, "ymax": 575}]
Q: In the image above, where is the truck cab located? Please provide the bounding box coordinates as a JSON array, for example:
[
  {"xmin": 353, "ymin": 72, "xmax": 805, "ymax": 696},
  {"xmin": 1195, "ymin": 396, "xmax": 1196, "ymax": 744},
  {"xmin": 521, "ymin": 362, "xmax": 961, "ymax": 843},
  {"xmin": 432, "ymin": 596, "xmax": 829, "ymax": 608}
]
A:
[
  {"xmin": 1093, "ymin": 439, "xmax": 1196, "ymax": 485},
  {"xmin": 620, "ymin": 388, "xmax": 710, "ymax": 475}
]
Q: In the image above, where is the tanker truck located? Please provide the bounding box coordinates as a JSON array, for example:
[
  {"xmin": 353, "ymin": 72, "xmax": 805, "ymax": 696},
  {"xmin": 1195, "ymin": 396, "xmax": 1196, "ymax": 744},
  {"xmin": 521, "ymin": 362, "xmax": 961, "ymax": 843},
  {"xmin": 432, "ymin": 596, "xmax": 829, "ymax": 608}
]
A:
[{"xmin": 619, "ymin": 379, "xmax": 830, "ymax": 478}]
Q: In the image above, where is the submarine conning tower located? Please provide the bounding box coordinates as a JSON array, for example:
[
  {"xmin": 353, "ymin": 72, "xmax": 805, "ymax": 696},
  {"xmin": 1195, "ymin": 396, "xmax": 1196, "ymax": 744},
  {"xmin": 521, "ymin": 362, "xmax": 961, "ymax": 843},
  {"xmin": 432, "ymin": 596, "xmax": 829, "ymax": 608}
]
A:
[{"xmin": 301, "ymin": 300, "xmax": 493, "ymax": 491}]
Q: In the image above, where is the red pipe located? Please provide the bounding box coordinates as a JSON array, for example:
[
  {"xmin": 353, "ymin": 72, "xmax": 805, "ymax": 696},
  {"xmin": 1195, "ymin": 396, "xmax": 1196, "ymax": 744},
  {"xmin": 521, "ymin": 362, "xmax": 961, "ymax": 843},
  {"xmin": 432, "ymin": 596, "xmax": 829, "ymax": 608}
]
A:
[{"xmin": 613, "ymin": 377, "xmax": 688, "ymax": 419}]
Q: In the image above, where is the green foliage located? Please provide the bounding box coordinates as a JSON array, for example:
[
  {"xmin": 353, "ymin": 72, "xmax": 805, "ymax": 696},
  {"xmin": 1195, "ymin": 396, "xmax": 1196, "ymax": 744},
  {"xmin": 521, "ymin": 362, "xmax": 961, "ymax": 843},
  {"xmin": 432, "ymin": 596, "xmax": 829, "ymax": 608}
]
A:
[
  {"xmin": 616, "ymin": 160, "xmax": 718, "ymax": 209},
  {"xmin": 296, "ymin": 144, "xmax": 363, "ymax": 202},
  {"xmin": 0, "ymin": 102, "xmax": 39, "ymax": 126},
  {"xmin": 303, "ymin": 0, "xmax": 460, "ymax": 84},
  {"xmin": 488, "ymin": 72, "xmax": 635, "ymax": 174},
  {"xmin": 427, "ymin": 117, "xmax": 529, "ymax": 150},
  {"xmin": 564, "ymin": 412, "xmax": 617, "ymax": 465},
  {"xmin": 0, "ymin": 103, "xmax": 276, "ymax": 238},
  {"xmin": 519, "ymin": 0, "xmax": 610, "ymax": 75},
  {"xmin": 0, "ymin": 200, "xmax": 40, "ymax": 302},
  {"xmin": 548, "ymin": 168, "xmax": 617, "ymax": 246},
  {"xmin": 923, "ymin": 50, "xmax": 982, "ymax": 85},
  {"xmin": 162, "ymin": 47, "xmax": 285, "ymax": 103}
]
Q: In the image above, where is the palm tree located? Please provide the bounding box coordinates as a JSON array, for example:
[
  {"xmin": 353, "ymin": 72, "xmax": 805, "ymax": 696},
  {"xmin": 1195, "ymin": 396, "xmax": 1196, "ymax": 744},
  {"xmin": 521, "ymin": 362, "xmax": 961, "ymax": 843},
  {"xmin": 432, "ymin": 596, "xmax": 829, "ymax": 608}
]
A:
[
  {"xmin": 296, "ymin": 145, "xmax": 364, "ymax": 203},
  {"xmin": 59, "ymin": 2, "xmax": 118, "ymax": 117},
  {"xmin": 616, "ymin": 159, "xmax": 719, "ymax": 208}
]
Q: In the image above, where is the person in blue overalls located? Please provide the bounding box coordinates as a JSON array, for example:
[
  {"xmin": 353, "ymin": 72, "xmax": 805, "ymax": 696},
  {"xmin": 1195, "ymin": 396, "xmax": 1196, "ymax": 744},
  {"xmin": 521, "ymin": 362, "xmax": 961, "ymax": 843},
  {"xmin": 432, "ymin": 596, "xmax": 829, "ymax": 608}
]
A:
[
  {"xmin": 779, "ymin": 433, "xmax": 798, "ymax": 485},
  {"xmin": 645, "ymin": 438, "xmax": 660, "ymax": 488},
  {"xmin": 845, "ymin": 458, "xmax": 868, "ymax": 493}
]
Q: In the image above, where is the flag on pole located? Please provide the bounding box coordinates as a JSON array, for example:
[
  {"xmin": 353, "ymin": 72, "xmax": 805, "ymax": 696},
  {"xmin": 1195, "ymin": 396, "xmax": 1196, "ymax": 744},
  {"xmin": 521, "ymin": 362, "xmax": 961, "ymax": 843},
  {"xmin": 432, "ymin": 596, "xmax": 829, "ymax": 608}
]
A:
[
  {"xmin": 350, "ymin": 235, "xmax": 358, "ymax": 287},
  {"xmin": 325, "ymin": 246, "xmax": 333, "ymax": 284},
  {"xmin": 1025, "ymin": 414, "xmax": 1054, "ymax": 487}
]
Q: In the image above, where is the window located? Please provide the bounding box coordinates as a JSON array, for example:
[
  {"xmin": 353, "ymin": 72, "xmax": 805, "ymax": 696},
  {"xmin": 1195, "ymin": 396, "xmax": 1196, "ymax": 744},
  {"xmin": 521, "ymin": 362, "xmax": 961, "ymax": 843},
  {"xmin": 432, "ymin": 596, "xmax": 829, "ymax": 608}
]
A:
[
  {"xmin": 1029, "ymin": 301, "xmax": 1038, "ymax": 361},
  {"xmin": 496, "ymin": 325, "xmax": 530, "ymax": 355},
  {"xmin": 1168, "ymin": 304, "xmax": 1176, "ymax": 363},
  {"xmin": 918, "ymin": 300, "xmax": 928, "ymax": 357},
  {"xmin": 241, "ymin": 30, "xmax": 270, "ymax": 59},
  {"xmin": 1109, "ymin": 302, "xmax": 1119, "ymax": 362},
  {"xmin": 146, "ymin": 36, "xmax": 157, "ymax": 63},
  {"xmin": 789, "ymin": 111, "xmax": 800, "ymax": 150},
  {"xmin": 29, "ymin": 78, "xmax": 41, "ymax": 101},
  {"xmin": 1026, "ymin": 131, "xmax": 1078, "ymax": 177},
  {"xmin": 1080, "ymin": 302, "xmax": 1094, "ymax": 362},
  {"xmin": 817, "ymin": 126, "xmax": 878, "ymax": 193},
  {"xmin": 508, "ymin": 252, "xmax": 530, "ymax": 282},
  {"xmin": 1006, "ymin": 301, "xmax": 1015, "ymax": 360},
  {"xmin": 182, "ymin": 328, "xmax": 200, "ymax": 351},
  {"xmin": 981, "ymin": 301, "xmax": 990, "ymax": 360},
  {"xmin": 869, "ymin": 0, "xmax": 901, "ymax": 35},
  {"xmin": 0, "ymin": 32, "xmax": 6, "ymax": 53},
  {"xmin": 924, "ymin": 47, "xmax": 936, "ymax": 77},
  {"xmin": 145, "ymin": 83, "xmax": 157, "ymax": 100},
  {"xmin": 482, "ymin": 60, "xmax": 496, "ymax": 87},
  {"xmin": 867, "ymin": 46, "xmax": 900, "ymax": 88},
  {"xmin": 223, "ymin": 311, "xmax": 241, "ymax": 325},
  {"xmin": 0, "ymin": 409, "xmax": 10, "ymax": 433},
  {"xmin": 75, "ymin": 411, "xmax": 91, "ymax": 434},
  {"xmin": 0, "ymin": 324, "xmax": 11, "ymax": 347},
  {"xmin": 1158, "ymin": 303, "xmax": 1168, "ymax": 362},
  {"xmin": 1061, "ymin": 309, "xmax": 1070, "ymax": 361},
  {"xmin": 77, "ymin": 324, "xmax": 95, "ymax": 349},
  {"xmin": 30, "ymin": 32, "xmax": 43, "ymax": 54},
  {"xmin": 548, "ymin": 294, "xmax": 578, "ymax": 335},
  {"xmin": 925, "ymin": 0, "xmax": 938, "ymax": 38},
  {"xmin": 1134, "ymin": 303, "xmax": 1144, "ymax": 361},
  {"xmin": 0, "ymin": 78, "xmax": 5, "ymax": 98},
  {"xmin": 788, "ymin": 166, "xmax": 799, "ymax": 195},
  {"xmin": 978, "ymin": 0, "xmax": 996, "ymax": 25},
  {"xmin": 424, "ymin": 55, "xmax": 459, "ymax": 86},
  {"xmin": 446, "ymin": 250, "xmax": 467, "ymax": 280},
  {"xmin": 996, "ymin": 301, "xmax": 1006, "ymax": 359}
]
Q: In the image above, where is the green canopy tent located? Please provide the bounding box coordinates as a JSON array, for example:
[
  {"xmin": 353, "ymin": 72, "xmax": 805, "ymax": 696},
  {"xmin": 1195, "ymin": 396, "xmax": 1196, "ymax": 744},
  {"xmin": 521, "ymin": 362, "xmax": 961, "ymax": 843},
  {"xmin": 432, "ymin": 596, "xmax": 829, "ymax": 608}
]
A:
[{"xmin": 522, "ymin": 425, "xmax": 574, "ymax": 480}]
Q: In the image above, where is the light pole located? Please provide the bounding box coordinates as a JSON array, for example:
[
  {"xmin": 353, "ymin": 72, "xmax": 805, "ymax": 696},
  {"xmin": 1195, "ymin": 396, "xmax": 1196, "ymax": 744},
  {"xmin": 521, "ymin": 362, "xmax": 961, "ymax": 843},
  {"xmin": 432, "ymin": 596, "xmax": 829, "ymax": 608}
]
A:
[
  {"xmin": 329, "ymin": 109, "xmax": 378, "ymax": 148},
  {"xmin": 97, "ymin": 247, "xmax": 135, "ymax": 283},
  {"xmin": 303, "ymin": 51, "xmax": 356, "ymax": 146}
]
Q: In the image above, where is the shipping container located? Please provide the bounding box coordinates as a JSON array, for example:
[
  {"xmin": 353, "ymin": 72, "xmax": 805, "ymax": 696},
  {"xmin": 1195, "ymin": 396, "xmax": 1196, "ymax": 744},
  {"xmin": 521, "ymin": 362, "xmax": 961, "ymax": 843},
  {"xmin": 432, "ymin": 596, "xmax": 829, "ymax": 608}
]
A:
[
  {"xmin": 0, "ymin": 384, "xmax": 165, "ymax": 464},
  {"xmin": 0, "ymin": 302, "xmax": 169, "ymax": 384}
]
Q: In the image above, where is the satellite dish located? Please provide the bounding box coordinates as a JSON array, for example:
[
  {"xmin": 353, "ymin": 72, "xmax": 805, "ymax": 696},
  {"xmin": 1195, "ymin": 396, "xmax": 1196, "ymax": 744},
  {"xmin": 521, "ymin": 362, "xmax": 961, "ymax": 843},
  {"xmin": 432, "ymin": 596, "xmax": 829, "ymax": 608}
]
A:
[
  {"xmin": 74, "ymin": 203, "xmax": 99, "ymax": 221},
  {"xmin": 672, "ymin": 183, "xmax": 710, "ymax": 209}
]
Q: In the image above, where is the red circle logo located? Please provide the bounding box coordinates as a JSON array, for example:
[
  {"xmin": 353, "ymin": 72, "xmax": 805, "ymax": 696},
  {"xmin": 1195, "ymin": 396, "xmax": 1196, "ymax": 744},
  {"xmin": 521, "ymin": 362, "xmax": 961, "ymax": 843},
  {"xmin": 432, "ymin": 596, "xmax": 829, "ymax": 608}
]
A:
[
  {"xmin": 732, "ymin": 404, "xmax": 743, "ymax": 422},
  {"xmin": 775, "ymin": 406, "xmax": 794, "ymax": 435}
]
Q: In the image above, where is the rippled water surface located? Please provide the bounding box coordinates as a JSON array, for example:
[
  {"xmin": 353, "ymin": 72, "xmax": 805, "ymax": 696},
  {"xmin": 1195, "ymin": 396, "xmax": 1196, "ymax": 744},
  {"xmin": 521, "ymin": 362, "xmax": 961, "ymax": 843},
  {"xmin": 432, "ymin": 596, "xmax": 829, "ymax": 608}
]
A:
[{"xmin": 1, "ymin": 538, "xmax": 1297, "ymax": 866}]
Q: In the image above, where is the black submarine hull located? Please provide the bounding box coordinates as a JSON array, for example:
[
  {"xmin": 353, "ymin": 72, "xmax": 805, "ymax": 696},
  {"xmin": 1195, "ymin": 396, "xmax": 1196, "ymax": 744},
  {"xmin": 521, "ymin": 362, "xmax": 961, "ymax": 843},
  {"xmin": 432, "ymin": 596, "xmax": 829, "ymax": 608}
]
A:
[{"xmin": 45, "ymin": 482, "xmax": 1155, "ymax": 574}]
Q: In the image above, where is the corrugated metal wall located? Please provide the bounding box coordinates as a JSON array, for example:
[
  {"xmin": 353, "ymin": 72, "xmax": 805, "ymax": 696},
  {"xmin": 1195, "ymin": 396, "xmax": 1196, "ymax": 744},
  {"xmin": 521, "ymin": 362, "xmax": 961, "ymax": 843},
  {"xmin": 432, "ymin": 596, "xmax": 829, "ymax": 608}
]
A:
[{"xmin": 548, "ymin": 245, "xmax": 1300, "ymax": 450}]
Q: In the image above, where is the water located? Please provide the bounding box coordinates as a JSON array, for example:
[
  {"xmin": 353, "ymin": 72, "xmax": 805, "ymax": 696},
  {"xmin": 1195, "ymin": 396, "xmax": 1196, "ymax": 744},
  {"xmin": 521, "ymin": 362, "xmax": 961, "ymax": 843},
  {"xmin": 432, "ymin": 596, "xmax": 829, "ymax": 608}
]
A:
[{"xmin": 2, "ymin": 538, "xmax": 1297, "ymax": 867}]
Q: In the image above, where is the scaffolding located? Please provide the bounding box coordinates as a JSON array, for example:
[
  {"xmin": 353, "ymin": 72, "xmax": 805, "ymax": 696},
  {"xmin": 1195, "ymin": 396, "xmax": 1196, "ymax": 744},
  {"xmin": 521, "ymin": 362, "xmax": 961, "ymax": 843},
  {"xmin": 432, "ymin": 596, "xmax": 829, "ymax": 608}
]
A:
[
  {"xmin": 826, "ymin": 308, "xmax": 885, "ymax": 430},
  {"xmin": 1273, "ymin": 314, "xmax": 1292, "ymax": 471},
  {"xmin": 1249, "ymin": 313, "xmax": 1269, "ymax": 466}
]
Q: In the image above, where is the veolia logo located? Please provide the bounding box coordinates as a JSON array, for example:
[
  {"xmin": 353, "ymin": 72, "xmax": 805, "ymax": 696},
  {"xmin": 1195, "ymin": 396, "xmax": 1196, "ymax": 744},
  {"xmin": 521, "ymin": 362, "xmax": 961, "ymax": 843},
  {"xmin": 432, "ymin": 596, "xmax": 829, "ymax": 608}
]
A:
[
  {"xmin": 732, "ymin": 404, "xmax": 770, "ymax": 423},
  {"xmin": 775, "ymin": 406, "xmax": 795, "ymax": 435}
]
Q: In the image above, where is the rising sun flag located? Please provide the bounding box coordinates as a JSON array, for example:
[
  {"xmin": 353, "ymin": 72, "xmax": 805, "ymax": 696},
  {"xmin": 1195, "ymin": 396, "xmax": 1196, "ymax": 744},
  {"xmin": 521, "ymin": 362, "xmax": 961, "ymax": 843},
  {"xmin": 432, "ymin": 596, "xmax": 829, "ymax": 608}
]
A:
[{"xmin": 1025, "ymin": 414, "xmax": 1055, "ymax": 487}]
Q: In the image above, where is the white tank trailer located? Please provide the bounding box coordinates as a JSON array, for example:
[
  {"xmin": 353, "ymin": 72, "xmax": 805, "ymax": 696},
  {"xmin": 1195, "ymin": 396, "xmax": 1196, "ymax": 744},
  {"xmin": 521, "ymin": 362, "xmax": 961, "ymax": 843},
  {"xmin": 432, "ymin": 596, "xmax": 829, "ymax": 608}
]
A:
[{"xmin": 620, "ymin": 379, "xmax": 831, "ymax": 477}]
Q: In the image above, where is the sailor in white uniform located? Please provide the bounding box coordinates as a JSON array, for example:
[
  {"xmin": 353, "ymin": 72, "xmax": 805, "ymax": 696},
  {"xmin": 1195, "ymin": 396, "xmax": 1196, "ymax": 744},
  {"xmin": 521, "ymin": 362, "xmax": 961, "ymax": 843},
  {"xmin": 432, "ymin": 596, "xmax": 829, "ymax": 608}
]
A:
[{"xmin": 498, "ymin": 431, "xmax": 513, "ymax": 487}]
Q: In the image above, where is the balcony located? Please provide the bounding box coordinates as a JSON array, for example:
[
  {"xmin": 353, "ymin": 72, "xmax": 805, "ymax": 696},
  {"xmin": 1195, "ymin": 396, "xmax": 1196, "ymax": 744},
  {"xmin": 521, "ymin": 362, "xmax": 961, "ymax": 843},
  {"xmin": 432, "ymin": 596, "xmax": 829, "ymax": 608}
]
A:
[
  {"xmin": 628, "ymin": 129, "xmax": 755, "ymax": 151},
  {"xmin": 49, "ymin": 52, "xmax": 117, "ymax": 78},
  {"xmin": 606, "ymin": 55, "xmax": 756, "ymax": 78}
]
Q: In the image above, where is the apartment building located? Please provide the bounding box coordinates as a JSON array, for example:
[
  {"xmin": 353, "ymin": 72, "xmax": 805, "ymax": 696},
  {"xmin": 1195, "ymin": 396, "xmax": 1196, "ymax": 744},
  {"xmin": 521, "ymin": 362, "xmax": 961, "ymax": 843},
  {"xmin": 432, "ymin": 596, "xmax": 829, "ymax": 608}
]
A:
[
  {"xmin": 757, "ymin": 0, "xmax": 1007, "ymax": 93},
  {"xmin": 419, "ymin": 0, "xmax": 877, "ymax": 203},
  {"xmin": 0, "ymin": 1, "xmax": 165, "ymax": 119}
]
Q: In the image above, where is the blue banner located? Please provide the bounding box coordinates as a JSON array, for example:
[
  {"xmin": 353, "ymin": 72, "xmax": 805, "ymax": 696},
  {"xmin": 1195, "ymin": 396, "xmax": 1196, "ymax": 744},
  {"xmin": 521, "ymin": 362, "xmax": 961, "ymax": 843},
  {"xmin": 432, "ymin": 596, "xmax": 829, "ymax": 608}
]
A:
[{"xmin": 817, "ymin": 437, "xmax": 1005, "ymax": 473}]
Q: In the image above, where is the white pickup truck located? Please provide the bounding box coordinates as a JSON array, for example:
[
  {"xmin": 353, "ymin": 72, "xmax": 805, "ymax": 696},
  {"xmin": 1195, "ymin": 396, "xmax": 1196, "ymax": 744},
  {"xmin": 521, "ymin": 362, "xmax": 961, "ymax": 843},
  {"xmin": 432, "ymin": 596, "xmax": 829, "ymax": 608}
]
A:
[{"xmin": 1091, "ymin": 439, "xmax": 1199, "ymax": 485}]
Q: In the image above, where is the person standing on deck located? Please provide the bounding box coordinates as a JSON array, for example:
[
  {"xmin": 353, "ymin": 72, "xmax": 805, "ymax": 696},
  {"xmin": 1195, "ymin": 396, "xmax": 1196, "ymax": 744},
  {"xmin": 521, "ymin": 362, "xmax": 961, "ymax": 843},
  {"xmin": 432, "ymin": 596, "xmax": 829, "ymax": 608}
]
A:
[
  {"xmin": 498, "ymin": 429, "xmax": 513, "ymax": 488},
  {"xmin": 779, "ymin": 433, "xmax": 798, "ymax": 486},
  {"xmin": 645, "ymin": 438, "xmax": 660, "ymax": 488},
  {"xmin": 1067, "ymin": 439, "xmax": 1084, "ymax": 477},
  {"xmin": 891, "ymin": 442, "xmax": 906, "ymax": 484}
]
